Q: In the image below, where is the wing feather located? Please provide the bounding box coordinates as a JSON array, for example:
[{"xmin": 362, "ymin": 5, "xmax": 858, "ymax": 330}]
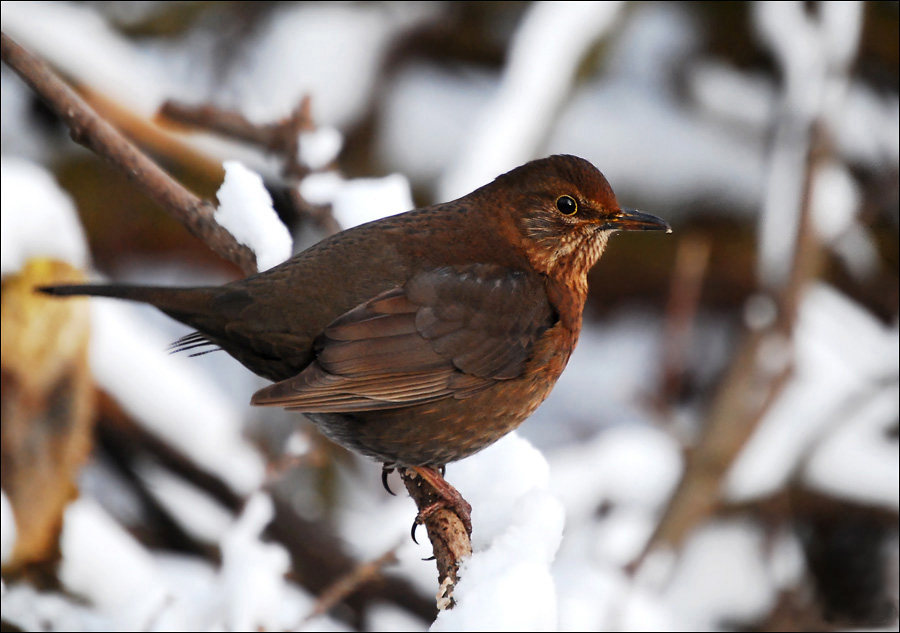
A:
[{"xmin": 251, "ymin": 265, "xmax": 556, "ymax": 411}]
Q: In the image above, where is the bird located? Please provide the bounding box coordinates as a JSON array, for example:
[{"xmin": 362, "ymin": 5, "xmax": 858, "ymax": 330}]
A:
[{"xmin": 40, "ymin": 154, "xmax": 670, "ymax": 532}]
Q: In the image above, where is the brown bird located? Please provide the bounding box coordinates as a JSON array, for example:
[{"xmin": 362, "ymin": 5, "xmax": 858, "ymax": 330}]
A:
[{"xmin": 41, "ymin": 154, "xmax": 670, "ymax": 530}]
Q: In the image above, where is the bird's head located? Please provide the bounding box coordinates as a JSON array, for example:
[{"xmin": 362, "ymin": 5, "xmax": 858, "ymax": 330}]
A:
[{"xmin": 490, "ymin": 155, "xmax": 670, "ymax": 281}]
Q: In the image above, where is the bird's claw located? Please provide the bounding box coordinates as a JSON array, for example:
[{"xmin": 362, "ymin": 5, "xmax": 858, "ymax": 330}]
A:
[
  {"xmin": 381, "ymin": 464, "xmax": 396, "ymax": 496},
  {"xmin": 409, "ymin": 496, "xmax": 473, "ymax": 544},
  {"xmin": 411, "ymin": 514, "xmax": 424, "ymax": 544}
]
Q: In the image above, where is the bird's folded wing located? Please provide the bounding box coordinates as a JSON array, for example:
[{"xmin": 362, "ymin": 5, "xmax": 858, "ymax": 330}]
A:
[{"xmin": 251, "ymin": 264, "xmax": 556, "ymax": 411}]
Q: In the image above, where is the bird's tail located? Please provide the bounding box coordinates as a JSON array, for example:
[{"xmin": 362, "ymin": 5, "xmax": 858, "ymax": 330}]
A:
[{"xmin": 38, "ymin": 284, "xmax": 216, "ymax": 318}]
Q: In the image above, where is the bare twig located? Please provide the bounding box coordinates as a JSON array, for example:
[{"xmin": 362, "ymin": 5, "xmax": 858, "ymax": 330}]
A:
[
  {"xmin": 159, "ymin": 97, "xmax": 315, "ymax": 179},
  {"xmin": 401, "ymin": 469, "xmax": 472, "ymax": 609},
  {"xmin": 304, "ymin": 547, "xmax": 401, "ymax": 621},
  {"xmin": 634, "ymin": 122, "xmax": 831, "ymax": 571},
  {"xmin": 0, "ymin": 31, "xmax": 257, "ymax": 275}
]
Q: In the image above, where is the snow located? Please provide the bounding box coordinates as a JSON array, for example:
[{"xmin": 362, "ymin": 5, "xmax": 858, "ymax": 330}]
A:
[
  {"xmin": 753, "ymin": 1, "xmax": 865, "ymax": 290},
  {"xmin": 548, "ymin": 78, "xmax": 766, "ymax": 214},
  {"xmin": 810, "ymin": 160, "xmax": 862, "ymax": 243},
  {"xmin": 367, "ymin": 603, "xmax": 429, "ymax": 632},
  {"xmin": 0, "ymin": 489, "xmax": 15, "ymax": 565},
  {"xmin": 549, "ymin": 425, "xmax": 682, "ymax": 521},
  {"xmin": 58, "ymin": 498, "xmax": 171, "ymax": 628},
  {"xmin": 88, "ymin": 299, "xmax": 267, "ymax": 494},
  {"xmin": 767, "ymin": 529, "xmax": 806, "ymax": 591},
  {"xmin": 439, "ymin": 1, "xmax": 626, "ymax": 200},
  {"xmin": 803, "ymin": 383, "xmax": 899, "ymax": 509},
  {"xmin": 432, "ymin": 434, "xmax": 565, "ymax": 631},
  {"xmin": 218, "ymin": 493, "xmax": 292, "ymax": 631},
  {"xmin": 1, "ymin": 65, "xmax": 57, "ymax": 164},
  {"xmin": 49, "ymin": 493, "xmax": 348, "ymax": 631},
  {"xmin": 809, "ymin": 160, "xmax": 879, "ymax": 278},
  {"xmin": 331, "ymin": 433, "xmax": 567, "ymax": 620},
  {"xmin": 726, "ymin": 283, "xmax": 899, "ymax": 502},
  {"xmin": 0, "ymin": 157, "xmax": 89, "ymax": 277},
  {"xmin": 215, "ymin": 160, "xmax": 292, "ymax": 271},
  {"xmin": 756, "ymin": 123, "xmax": 809, "ymax": 289},
  {"xmin": 452, "ymin": 433, "xmax": 560, "ymax": 552},
  {"xmin": 1, "ymin": 1, "xmax": 176, "ymax": 116},
  {"xmin": 831, "ymin": 84, "xmax": 900, "ymax": 167},
  {"xmin": 32, "ymin": 493, "xmax": 347, "ymax": 631},
  {"xmin": 1, "ymin": 583, "xmax": 106, "ymax": 631},
  {"xmin": 0, "ymin": 2, "xmax": 299, "ymax": 176},
  {"xmin": 377, "ymin": 64, "xmax": 497, "ymax": 186},
  {"xmin": 379, "ymin": 3, "xmax": 769, "ymax": 215},
  {"xmin": 522, "ymin": 312, "xmax": 668, "ymax": 449},
  {"xmin": 300, "ymin": 171, "xmax": 415, "ymax": 229},
  {"xmin": 221, "ymin": 3, "xmax": 435, "ymax": 128},
  {"xmin": 548, "ymin": 425, "xmax": 682, "ymax": 565},
  {"xmin": 137, "ymin": 460, "xmax": 235, "ymax": 543},
  {"xmin": 662, "ymin": 521, "xmax": 776, "ymax": 627},
  {"xmin": 543, "ymin": 426, "xmax": 684, "ymax": 630},
  {"xmin": 744, "ymin": 293, "xmax": 779, "ymax": 331},
  {"xmin": 299, "ymin": 127, "xmax": 344, "ymax": 171},
  {"xmin": 687, "ymin": 60, "xmax": 776, "ymax": 130}
]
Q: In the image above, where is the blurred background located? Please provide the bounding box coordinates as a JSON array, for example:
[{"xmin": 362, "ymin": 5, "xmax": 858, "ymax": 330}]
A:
[{"xmin": 1, "ymin": 1, "xmax": 897, "ymax": 630}]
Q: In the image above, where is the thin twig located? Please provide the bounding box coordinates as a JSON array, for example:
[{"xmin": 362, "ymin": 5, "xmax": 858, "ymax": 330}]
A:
[
  {"xmin": 304, "ymin": 547, "xmax": 401, "ymax": 621},
  {"xmin": 0, "ymin": 31, "xmax": 257, "ymax": 275},
  {"xmin": 160, "ymin": 97, "xmax": 344, "ymax": 236},
  {"xmin": 159, "ymin": 97, "xmax": 315, "ymax": 179}
]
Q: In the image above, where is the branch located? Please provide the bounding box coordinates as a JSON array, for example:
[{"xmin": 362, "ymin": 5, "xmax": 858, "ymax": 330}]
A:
[
  {"xmin": 633, "ymin": 124, "xmax": 831, "ymax": 570},
  {"xmin": 0, "ymin": 31, "xmax": 257, "ymax": 275},
  {"xmin": 159, "ymin": 98, "xmax": 315, "ymax": 179},
  {"xmin": 159, "ymin": 98, "xmax": 343, "ymax": 236},
  {"xmin": 401, "ymin": 469, "xmax": 472, "ymax": 609},
  {"xmin": 304, "ymin": 547, "xmax": 401, "ymax": 622}
]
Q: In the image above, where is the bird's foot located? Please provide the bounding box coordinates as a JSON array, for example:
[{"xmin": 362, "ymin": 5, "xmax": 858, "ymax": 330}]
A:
[{"xmin": 407, "ymin": 465, "xmax": 472, "ymax": 542}]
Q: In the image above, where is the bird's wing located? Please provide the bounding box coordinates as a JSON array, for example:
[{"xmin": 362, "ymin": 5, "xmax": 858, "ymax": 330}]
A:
[{"xmin": 250, "ymin": 264, "xmax": 556, "ymax": 411}]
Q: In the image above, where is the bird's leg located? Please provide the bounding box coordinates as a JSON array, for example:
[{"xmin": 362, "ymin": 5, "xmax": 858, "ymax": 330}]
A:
[{"xmin": 408, "ymin": 465, "xmax": 473, "ymax": 538}]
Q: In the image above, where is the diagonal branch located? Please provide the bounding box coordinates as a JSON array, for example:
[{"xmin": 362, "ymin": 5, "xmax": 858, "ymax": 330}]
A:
[
  {"xmin": 0, "ymin": 31, "xmax": 257, "ymax": 275},
  {"xmin": 303, "ymin": 546, "xmax": 401, "ymax": 622}
]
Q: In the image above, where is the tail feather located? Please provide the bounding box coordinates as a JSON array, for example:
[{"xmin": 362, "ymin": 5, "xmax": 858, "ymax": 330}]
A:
[
  {"xmin": 168, "ymin": 331, "xmax": 221, "ymax": 357},
  {"xmin": 39, "ymin": 283, "xmax": 303, "ymax": 381},
  {"xmin": 38, "ymin": 284, "xmax": 215, "ymax": 315}
]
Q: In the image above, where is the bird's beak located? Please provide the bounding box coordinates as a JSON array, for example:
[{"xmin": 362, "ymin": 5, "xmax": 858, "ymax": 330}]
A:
[{"xmin": 600, "ymin": 207, "xmax": 672, "ymax": 233}]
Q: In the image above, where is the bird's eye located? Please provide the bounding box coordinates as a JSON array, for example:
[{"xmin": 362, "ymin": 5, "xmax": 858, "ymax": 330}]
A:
[{"xmin": 556, "ymin": 195, "xmax": 578, "ymax": 216}]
